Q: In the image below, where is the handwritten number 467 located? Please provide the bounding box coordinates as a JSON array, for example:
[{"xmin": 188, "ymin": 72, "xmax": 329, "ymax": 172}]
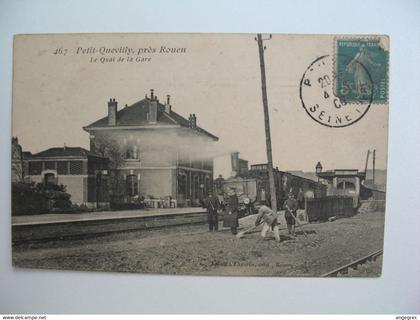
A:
[{"xmin": 53, "ymin": 48, "xmax": 68, "ymax": 56}]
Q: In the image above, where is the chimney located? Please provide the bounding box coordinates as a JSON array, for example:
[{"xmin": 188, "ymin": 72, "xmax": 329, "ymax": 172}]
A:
[
  {"xmin": 108, "ymin": 98, "xmax": 117, "ymax": 126},
  {"xmin": 188, "ymin": 114, "xmax": 193, "ymax": 128},
  {"xmin": 148, "ymin": 96, "xmax": 157, "ymax": 123},
  {"xmin": 192, "ymin": 114, "xmax": 197, "ymax": 128},
  {"xmin": 230, "ymin": 152, "xmax": 239, "ymax": 177},
  {"xmin": 150, "ymin": 89, "xmax": 154, "ymax": 100},
  {"xmin": 165, "ymin": 94, "xmax": 171, "ymax": 114}
]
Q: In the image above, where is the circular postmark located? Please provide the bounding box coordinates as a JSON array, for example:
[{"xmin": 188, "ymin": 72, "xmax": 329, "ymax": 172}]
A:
[{"xmin": 299, "ymin": 55, "xmax": 373, "ymax": 128}]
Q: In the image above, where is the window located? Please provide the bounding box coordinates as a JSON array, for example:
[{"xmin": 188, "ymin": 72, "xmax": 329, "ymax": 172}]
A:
[
  {"xmin": 178, "ymin": 173, "xmax": 187, "ymax": 194},
  {"xmin": 205, "ymin": 176, "xmax": 211, "ymax": 195},
  {"xmin": 192, "ymin": 175, "xmax": 199, "ymax": 199},
  {"xmin": 126, "ymin": 174, "xmax": 138, "ymax": 196},
  {"xmin": 57, "ymin": 161, "xmax": 69, "ymax": 174},
  {"xmin": 69, "ymin": 161, "xmax": 83, "ymax": 175},
  {"xmin": 28, "ymin": 161, "xmax": 42, "ymax": 175},
  {"xmin": 125, "ymin": 145, "xmax": 139, "ymax": 160}
]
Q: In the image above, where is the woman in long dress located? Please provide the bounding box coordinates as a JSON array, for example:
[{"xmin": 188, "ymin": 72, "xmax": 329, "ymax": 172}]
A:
[{"xmin": 223, "ymin": 191, "xmax": 239, "ymax": 235}]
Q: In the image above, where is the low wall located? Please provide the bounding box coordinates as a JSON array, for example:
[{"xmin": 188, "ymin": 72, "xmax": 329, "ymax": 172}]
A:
[{"xmin": 306, "ymin": 196, "xmax": 354, "ymax": 222}]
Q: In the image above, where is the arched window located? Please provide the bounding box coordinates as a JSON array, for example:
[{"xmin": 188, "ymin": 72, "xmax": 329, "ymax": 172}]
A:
[
  {"xmin": 337, "ymin": 181, "xmax": 356, "ymax": 192},
  {"xmin": 44, "ymin": 172, "xmax": 56, "ymax": 185},
  {"xmin": 345, "ymin": 182, "xmax": 356, "ymax": 191},
  {"xmin": 337, "ymin": 182, "xmax": 345, "ymax": 190}
]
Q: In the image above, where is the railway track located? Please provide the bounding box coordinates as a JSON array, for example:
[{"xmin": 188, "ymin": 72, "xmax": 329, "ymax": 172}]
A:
[{"xmin": 321, "ymin": 249, "xmax": 383, "ymax": 277}]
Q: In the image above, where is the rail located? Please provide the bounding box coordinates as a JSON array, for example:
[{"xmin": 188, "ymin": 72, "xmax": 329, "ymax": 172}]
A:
[{"xmin": 321, "ymin": 249, "xmax": 383, "ymax": 277}]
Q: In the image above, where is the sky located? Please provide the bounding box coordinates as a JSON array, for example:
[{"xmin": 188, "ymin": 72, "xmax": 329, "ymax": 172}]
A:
[{"xmin": 12, "ymin": 33, "xmax": 389, "ymax": 177}]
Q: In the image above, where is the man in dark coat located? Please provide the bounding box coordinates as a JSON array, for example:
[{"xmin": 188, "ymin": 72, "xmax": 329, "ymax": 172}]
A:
[
  {"xmin": 283, "ymin": 192, "xmax": 299, "ymax": 237},
  {"xmin": 204, "ymin": 193, "xmax": 220, "ymax": 232},
  {"xmin": 223, "ymin": 190, "xmax": 239, "ymax": 235}
]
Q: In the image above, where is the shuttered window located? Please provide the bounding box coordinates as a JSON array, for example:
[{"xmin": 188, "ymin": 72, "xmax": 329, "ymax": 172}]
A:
[
  {"xmin": 57, "ymin": 161, "xmax": 69, "ymax": 174},
  {"xmin": 69, "ymin": 161, "xmax": 83, "ymax": 175},
  {"xmin": 28, "ymin": 161, "xmax": 42, "ymax": 175}
]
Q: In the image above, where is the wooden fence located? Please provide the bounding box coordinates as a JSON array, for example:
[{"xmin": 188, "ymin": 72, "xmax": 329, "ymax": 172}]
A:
[{"xmin": 306, "ymin": 196, "xmax": 354, "ymax": 222}]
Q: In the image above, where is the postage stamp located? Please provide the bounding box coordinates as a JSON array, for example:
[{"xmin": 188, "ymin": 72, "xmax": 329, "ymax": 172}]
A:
[{"xmin": 335, "ymin": 38, "xmax": 389, "ymax": 104}]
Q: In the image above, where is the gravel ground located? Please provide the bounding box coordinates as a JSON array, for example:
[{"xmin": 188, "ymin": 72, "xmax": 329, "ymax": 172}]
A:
[
  {"xmin": 341, "ymin": 256, "xmax": 383, "ymax": 277},
  {"xmin": 12, "ymin": 211, "xmax": 385, "ymax": 277}
]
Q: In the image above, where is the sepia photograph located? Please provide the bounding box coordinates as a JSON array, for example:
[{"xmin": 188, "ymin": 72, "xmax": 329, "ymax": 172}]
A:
[{"xmin": 11, "ymin": 33, "xmax": 389, "ymax": 277}]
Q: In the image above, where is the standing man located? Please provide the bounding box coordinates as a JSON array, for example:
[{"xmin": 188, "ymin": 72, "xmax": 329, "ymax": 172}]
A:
[
  {"xmin": 223, "ymin": 189, "xmax": 239, "ymax": 235},
  {"xmin": 254, "ymin": 204, "xmax": 280, "ymax": 242},
  {"xmin": 283, "ymin": 192, "xmax": 299, "ymax": 237},
  {"xmin": 204, "ymin": 193, "xmax": 220, "ymax": 232}
]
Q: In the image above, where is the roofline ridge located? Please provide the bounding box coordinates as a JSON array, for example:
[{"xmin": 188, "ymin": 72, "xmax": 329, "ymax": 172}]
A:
[{"xmin": 161, "ymin": 112, "xmax": 180, "ymax": 124}]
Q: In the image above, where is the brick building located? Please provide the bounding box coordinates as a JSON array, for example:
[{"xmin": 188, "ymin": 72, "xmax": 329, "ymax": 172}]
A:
[{"xmin": 83, "ymin": 90, "xmax": 218, "ymax": 207}]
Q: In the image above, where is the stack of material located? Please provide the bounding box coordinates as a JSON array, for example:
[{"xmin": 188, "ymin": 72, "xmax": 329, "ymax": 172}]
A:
[
  {"xmin": 238, "ymin": 214, "xmax": 258, "ymax": 229},
  {"xmin": 358, "ymin": 201, "xmax": 378, "ymax": 214}
]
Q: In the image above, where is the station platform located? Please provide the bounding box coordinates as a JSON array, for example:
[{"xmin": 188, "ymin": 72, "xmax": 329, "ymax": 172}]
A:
[
  {"xmin": 12, "ymin": 207, "xmax": 206, "ymax": 226},
  {"xmin": 12, "ymin": 207, "xmax": 207, "ymax": 242}
]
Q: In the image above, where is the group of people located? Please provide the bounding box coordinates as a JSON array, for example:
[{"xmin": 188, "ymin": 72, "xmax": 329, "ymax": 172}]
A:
[
  {"xmin": 203, "ymin": 190, "xmax": 240, "ymax": 234},
  {"xmin": 203, "ymin": 190, "xmax": 300, "ymax": 241}
]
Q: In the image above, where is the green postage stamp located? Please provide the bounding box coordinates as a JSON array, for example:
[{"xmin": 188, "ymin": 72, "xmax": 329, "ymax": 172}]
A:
[{"xmin": 336, "ymin": 38, "xmax": 389, "ymax": 104}]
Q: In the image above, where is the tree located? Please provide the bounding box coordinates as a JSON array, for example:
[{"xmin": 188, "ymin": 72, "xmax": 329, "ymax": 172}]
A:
[
  {"xmin": 11, "ymin": 137, "xmax": 25, "ymax": 183},
  {"xmin": 91, "ymin": 135, "xmax": 125, "ymax": 202}
]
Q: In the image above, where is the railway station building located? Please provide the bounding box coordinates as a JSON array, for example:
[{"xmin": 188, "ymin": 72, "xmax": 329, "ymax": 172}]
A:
[{"xmin": 83, "ymin": 89, "xmax": 219, "ymax": 207}]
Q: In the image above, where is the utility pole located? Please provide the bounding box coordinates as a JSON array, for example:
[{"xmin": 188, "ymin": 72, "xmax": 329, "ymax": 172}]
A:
[
  {"xmin": 372, "ymin": 149, "xmax": 376, "ymax": 186},
  {"xmin": 364, "ymin": 149, "xmax": 370, "ymax": 174},
  {"xmin": 256, "ymin": 33, "xmax": 277, "ymax": 213}
]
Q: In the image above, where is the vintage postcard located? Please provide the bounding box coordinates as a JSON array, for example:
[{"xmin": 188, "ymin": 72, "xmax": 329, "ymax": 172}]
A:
[{"xmin": 11, "ymin": 33, "xmax": 389, "ymax": 277}]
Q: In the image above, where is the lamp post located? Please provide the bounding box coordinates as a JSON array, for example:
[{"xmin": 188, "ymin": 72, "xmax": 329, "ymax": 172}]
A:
[{"xmin": 315, "ymin": 161, "xmax": 323, "ymax": 183}]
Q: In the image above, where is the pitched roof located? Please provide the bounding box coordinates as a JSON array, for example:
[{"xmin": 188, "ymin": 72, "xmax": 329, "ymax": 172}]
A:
[
  {"xmin": 31, "ymin": 147, "xmax": 103, "ymax": 159},
  {"xmin": 84, "ymin": 97, "xmax": 218, "ymax": 141}
]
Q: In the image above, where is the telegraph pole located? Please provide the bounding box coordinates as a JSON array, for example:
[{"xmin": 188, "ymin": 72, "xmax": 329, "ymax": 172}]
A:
[
  {"xmin": 364, "ymin": 149, "xmax": 370, "ymax": 174},
  {"xmin": 372, "ymin": 149, "xmax": 376, "ymax": 186},
  {"xmin": 256, "ymin": 33, "xmax": 277, "ymax": 213}
]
